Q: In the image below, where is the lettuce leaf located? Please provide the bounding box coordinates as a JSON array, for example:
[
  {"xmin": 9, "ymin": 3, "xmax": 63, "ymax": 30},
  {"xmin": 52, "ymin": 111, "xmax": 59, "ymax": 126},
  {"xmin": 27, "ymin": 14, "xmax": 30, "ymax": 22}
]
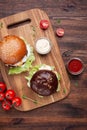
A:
[
  {"xmin": 25, "ymin": 64, "xmax": 41, "ymax": 87},
  {"xmin": 8, "ymin": 54, "xmax": 35, "ymax": 75}
]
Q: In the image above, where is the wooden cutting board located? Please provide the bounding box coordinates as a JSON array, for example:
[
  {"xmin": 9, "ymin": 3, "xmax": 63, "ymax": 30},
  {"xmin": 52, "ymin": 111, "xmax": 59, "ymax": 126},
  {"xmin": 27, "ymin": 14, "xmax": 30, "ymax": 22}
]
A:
[{"xmin": 0, "ymin": 9, "xmax": 70, "ymax": 111}]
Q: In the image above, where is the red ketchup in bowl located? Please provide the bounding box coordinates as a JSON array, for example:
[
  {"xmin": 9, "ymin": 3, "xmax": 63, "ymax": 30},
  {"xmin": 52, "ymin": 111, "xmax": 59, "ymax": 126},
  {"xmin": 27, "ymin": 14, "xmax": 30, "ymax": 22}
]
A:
[{"xmin": 67, "ymin": 58, "xmax": 84, "ymax": 75}]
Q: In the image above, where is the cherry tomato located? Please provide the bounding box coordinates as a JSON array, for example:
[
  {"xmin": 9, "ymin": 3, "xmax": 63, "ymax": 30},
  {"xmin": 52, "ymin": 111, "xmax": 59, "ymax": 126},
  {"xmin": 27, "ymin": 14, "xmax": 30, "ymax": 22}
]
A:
[
  {"xmin": 5, "ymin": 89, "xmax": 16, "ymax": 100},
  {"xmin": 0, "ymin": 82, "xmax": 6, "ymax": 92},
  {"xmin": 12, "ymin": 97, "xmax": 22, "ymax": 107},
  {"xmin": 0, "ymin": 92, "xmax": 5, "ymax": 101},
  {"xmin": 2, "ymin": 100, "xmax": 12, "ymax": 111},
  {"xmin": 40, "ymin": 20, "xmax": 49, "ymax": 30},
  {"xmin": 56, "ymin": 28, "xmax": 64, "ymax": 37}
]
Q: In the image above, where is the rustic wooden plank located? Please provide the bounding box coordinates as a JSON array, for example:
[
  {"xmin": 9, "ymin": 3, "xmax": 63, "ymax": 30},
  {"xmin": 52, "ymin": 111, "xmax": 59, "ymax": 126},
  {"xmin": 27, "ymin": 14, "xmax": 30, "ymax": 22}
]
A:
[
  {"xmin": 0, "ymin": 9, "xmax": 70, "ymax": 111},
  {"xmin": 0, "ymin": 0, "xmax": 87, "ymax": 18},
  {"xmin": 0, "ymin": 117, "xmax": 87, "ymax": 130}
]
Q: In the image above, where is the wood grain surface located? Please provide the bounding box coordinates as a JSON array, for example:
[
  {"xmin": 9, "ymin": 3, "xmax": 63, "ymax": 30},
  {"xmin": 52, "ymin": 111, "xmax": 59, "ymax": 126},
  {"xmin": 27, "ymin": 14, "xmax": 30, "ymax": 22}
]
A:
[
  {"xmin": 0, "ymin": 0, "xmax": 87, "ymax": 129},
  {"xmin": 0, "ymin": 9, "xmax": 70, "ymax": 111}
]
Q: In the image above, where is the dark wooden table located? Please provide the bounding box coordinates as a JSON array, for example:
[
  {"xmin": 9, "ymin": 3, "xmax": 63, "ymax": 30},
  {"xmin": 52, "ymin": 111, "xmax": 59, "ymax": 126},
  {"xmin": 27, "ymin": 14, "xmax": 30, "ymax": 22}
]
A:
[{"xmin": 0, "ymin": 0, "xmax": 87, "ymax": 130}]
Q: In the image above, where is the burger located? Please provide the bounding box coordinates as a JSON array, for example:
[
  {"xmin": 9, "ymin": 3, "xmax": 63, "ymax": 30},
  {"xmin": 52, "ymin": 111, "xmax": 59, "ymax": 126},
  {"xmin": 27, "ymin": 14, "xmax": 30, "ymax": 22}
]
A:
[
  {"xmin": 0, "ymin": 35, "xmax": 35, "ymax": 74},
  {"xmin": 26, "ymin": 64, "xmax": 60, "ymax": 96}
]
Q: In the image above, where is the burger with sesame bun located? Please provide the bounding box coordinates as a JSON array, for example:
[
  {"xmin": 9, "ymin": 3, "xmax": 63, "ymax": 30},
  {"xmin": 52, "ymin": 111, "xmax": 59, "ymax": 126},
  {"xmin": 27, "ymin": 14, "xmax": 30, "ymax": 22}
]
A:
[{"xmin": 0, "ymin": 35, "xmax": 35, "ymax": 74}]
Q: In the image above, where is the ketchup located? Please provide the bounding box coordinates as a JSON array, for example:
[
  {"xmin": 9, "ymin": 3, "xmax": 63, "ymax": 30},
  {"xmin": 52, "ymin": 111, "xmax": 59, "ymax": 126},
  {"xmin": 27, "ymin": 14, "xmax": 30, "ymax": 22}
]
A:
[{"xmin": 67, "ymin": 58, "xmax": 84, "ymax": 75}]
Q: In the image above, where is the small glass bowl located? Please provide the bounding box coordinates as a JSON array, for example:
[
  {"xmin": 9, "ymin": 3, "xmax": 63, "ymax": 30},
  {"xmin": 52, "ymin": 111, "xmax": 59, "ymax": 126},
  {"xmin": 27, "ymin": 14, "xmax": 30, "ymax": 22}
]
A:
[
  {"xmin": 35, "ymin": 37, "xmax": 52, "ymax": 55},
  {"xmin": 66, "ymin": 57, "xmax": 84, "ymax": 75}
]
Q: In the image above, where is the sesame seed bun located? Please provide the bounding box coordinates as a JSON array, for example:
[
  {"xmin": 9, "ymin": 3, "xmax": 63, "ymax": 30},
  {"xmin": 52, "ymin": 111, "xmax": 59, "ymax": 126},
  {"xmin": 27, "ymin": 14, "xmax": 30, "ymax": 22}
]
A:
[{"xmin": 0, "ymin": 35, "xmax": 27, "ymax": 65}]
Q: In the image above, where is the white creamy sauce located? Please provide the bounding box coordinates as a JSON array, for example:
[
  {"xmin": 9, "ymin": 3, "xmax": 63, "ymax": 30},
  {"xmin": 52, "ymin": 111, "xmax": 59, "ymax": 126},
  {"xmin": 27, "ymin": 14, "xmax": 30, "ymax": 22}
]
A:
[{"xmin": 35, "ymin": 38, "xmax": 51, "ymax": 54}]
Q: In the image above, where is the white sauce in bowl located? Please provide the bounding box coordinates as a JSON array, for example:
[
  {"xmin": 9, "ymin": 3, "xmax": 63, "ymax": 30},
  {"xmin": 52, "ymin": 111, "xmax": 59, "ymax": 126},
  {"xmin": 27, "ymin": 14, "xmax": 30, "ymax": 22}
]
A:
[{"xmin": 35, "ymin": 38, "xmax": 52, "ymax": 54}]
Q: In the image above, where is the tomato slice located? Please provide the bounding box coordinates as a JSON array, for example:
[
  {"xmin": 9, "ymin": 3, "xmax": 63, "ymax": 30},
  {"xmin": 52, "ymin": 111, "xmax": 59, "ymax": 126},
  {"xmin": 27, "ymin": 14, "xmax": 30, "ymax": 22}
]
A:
[
  {"xmin": 40, "ymin": 20, "xmax": 49, "ymax": 30},
  {"xmin": 56, "ymin": 28, "xmax": 64, "ymax": 37}
]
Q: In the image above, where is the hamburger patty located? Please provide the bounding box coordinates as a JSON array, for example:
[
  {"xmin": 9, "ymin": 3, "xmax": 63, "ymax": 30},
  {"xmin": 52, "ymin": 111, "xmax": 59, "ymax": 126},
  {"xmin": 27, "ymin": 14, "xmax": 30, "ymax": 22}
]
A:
[
  {"xmin": 30, "ymin": 70, "xmax": 58, "ymax": 96},
  {"xmin": 0, "ymin": 35, "xmax": 27, "ymax": 64}
]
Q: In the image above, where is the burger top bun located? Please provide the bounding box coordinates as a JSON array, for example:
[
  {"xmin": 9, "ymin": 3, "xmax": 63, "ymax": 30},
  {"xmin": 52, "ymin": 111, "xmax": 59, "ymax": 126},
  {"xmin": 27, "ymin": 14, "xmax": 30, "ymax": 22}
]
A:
[
  {"xmin": 0, "ymin": 35, "xmax": 27, "ymax": 65},
  {"xmin": 30, "ymin": 70, "xmax": 58, "ymax": 96}
]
